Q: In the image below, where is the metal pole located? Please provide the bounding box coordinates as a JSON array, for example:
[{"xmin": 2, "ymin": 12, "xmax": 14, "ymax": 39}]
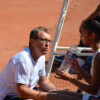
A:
[
  {"xmin": 46, "ymin": 0, "xmax": 70, "ymax": 78},
  {"xmin": 56, "ymin": 46, "xmax": 92, "ymax": 51},
  {"xmin": 54, "ymin": 52, "xmax": 93, "ymax": 56}
]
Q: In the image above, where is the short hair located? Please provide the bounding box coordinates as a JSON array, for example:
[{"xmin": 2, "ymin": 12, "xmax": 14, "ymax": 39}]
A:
[{"xmin": 30, "ymin": 26, "xmax": 50, "ymax": 40}]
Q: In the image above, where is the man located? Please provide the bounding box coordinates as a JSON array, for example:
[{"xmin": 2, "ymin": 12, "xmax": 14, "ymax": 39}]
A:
[{"xmin": 0, "ymin": 26, "xmax": 57, "ymax": 100}]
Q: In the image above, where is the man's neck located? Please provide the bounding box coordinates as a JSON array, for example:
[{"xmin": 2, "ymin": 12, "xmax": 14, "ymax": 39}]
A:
[
  {"xmin": 31, "ymin": 52, "xmax": 40, "ymax": 62},
  {"xmin": 30, "ymin": 47, "xmax": 42, "ymax": 62}
]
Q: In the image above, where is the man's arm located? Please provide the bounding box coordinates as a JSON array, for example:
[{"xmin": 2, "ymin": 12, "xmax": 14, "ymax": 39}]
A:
[
  {"xmin": 38, "ymin": 76, "xmax": 57, "ymax": 92},
  {"xmin": 16, "ymin": 83, "xmax": 47, "ymax": 100}
]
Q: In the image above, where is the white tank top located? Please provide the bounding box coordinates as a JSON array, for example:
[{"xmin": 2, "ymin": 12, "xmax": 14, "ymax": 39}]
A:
[{"xmin": 90, "ymin": 49, "xmax": 100, "ymax": 95}]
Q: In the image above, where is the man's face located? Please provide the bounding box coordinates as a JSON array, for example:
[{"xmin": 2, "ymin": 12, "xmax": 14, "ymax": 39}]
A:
[{"xmin": 32, "ymin": 30, "xmax": 52, "ymax": 55}]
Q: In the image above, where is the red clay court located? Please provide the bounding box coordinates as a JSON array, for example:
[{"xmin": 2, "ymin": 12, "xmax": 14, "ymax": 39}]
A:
[{"xmin": 0, "ymin": 0, "xmax": 98, "ymax": 91}]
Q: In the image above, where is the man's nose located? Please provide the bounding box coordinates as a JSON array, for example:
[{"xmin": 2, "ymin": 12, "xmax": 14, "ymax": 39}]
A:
[{"xmin": 45, "ymin": 42, "xmax": 50, "ymax": 47}]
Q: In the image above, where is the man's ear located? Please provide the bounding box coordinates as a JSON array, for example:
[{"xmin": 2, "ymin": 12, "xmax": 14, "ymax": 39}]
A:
[{"xmin": 30, "ymin": 39, "xmax": 34, "ymax": 44}]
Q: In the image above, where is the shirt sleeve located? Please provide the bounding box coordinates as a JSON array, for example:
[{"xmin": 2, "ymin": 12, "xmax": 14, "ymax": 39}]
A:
[
  {"xmin": 14, "ymin": 62, "xmax": 30, "ymax": 85},
  {"xmin": 39, "ymin": 56, "xmax": 46, "ymax": 77},
  {"xmin": 40, "ymin": 62, "xmax": 46, "ymax": 77}
]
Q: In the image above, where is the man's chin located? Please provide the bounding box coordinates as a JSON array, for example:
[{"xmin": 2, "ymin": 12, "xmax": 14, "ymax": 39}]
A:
[{"xmin": 43, "ymin": 51, "xmax": 48, "ymax": 55}]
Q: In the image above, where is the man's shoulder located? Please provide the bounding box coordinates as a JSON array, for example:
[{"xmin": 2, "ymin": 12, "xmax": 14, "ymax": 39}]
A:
[{"xmin": 13, "ymin": 47, "xmax": 31, "ymax": 63}]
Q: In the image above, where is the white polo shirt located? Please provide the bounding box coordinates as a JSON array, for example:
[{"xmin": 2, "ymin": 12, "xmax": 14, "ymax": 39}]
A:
[{"xmin": 0, "ymin": 47, "xmax": 46, "ymax": 100}]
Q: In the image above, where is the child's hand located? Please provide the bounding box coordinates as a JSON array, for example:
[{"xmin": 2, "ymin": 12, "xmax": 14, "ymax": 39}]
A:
[
  {"xmin": 70, "ymin": 58, "xmax": 80, "ymax": 71},
  {"xmin": 55, "ymin": 69, "xmax": 73, "ymax": 81}
]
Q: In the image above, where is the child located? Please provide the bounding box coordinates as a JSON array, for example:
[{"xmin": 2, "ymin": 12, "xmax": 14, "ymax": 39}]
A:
[{"xmin": 45, "ymin": 15, "xmax": 100, "ymax": 100}]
